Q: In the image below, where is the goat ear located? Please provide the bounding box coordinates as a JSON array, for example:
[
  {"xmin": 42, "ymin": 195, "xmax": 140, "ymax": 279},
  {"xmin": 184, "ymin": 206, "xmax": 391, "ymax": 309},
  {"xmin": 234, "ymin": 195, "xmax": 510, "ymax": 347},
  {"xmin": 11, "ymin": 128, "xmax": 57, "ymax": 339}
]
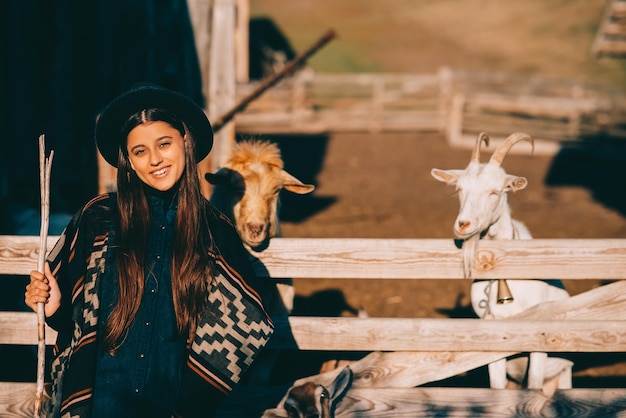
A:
[
  {"xmin": 328, "ymin": 366, "xmax": 353, "ymax": 409},
  {"xmin": 280, "ymin": 170, "xmax": 315, "ymax": 194},
  {"xmin": 204, "ymin": 168, "xmax": 233, "ymax": 186},
  {"xmin": 506, "ymin": 175, "xmax": 528, "ymax": 192},
  {"xmin": 431, "ymin": 168, "xmax": 462, "ymax": 185}
]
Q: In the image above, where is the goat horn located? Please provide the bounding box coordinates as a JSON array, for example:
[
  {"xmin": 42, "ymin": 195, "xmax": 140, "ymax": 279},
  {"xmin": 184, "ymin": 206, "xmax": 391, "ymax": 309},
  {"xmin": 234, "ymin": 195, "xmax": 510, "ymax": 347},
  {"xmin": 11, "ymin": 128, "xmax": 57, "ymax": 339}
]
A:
[
  {"xmin": 488, "ymin": 132, "xmax": 534, "ymax": 166},
  {"xmin": 471, "ymin": 132, "xmax": 490, "ymax": 164}
]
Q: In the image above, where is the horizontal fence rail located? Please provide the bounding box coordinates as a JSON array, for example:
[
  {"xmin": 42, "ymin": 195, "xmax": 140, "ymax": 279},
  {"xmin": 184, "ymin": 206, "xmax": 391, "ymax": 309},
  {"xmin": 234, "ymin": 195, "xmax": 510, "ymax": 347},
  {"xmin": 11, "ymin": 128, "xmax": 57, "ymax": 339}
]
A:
[
  {"xmin": 5, "ymin": 314, "xmax": 626, "ymax": 353},
  {"xmin": 247, "ymin": 238, "xmax": 626, "ymax": 279},
  {"xmin": 3, "ymin": 236, "xmax": 626, "ymax": 279}
]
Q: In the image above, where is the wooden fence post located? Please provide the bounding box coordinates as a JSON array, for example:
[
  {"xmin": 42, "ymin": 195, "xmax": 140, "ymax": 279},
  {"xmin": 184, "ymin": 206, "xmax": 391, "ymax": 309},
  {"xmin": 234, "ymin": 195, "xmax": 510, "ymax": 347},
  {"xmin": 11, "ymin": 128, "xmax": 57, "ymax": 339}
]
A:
[
  {"xmin": 192, "ymin": 0, "xmax": 238, "ymax": 198},
  {"xmin": 187, "ymin": 0, "xmax": 213, "ymax": 104},
  {"xmin": 208, "ymin": 0, "xmax": 237, "ymax": 170},
  {"xmin": 236, "ymin": 0, "xmax": 249, "ymax": 83}
]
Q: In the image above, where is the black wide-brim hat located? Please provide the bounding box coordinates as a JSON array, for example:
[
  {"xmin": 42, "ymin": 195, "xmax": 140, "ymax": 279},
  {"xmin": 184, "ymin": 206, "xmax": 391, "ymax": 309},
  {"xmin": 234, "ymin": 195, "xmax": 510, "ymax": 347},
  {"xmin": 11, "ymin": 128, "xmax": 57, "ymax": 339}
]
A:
[{"xmin": 95, "ymin": 82, "xmax": 213, "ymax": 167}]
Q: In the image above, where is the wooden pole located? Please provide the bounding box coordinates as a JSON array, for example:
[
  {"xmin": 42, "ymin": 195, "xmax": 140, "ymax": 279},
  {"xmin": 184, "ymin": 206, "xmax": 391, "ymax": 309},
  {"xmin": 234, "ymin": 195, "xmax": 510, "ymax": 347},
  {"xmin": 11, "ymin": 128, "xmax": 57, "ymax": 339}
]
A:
[
  {"xmin": 34, "ymin": 135, "xmax": 53, "ymax": 417},
  {"xmin": 211, "ymin": 28, "xmax": 337, "ymax": 133},
  {"xmin": 235, "ymin": 0, "xmax": 250, "ymax": 83},
  {"xmin": 207, "ymin": 0, "xmax": 238, "ymax": 171}
]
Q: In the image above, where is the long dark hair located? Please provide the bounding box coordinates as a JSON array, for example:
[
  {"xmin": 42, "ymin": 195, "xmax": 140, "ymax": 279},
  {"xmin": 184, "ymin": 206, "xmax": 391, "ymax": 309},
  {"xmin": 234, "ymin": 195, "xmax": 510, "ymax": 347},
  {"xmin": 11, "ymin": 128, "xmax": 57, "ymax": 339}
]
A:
[{"xmin": 103, "ymin": 108, "xmax": 213, "ymax": 354}]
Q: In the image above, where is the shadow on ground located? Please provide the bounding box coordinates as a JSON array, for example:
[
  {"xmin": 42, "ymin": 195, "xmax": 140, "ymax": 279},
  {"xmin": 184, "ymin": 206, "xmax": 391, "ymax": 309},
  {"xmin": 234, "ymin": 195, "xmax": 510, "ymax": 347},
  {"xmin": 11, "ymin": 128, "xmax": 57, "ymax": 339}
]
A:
[{"xmin": 545, "ymin": 136, "xmax": 626, "ymax": 217}]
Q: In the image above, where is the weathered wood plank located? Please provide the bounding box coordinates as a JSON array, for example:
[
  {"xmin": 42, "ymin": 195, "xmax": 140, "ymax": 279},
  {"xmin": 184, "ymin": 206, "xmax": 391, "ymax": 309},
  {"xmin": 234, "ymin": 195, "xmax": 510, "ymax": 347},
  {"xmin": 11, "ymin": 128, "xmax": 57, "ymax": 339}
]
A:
[
  {"xmin": 248, "ymin": 238, "xmax": 626, "ymax": 279},
  {"xmin": 4, "ymin": 382, "xmax": 624, "ymax": 418},
  {"xmin": 469, "ymin": 93, "xmax": 603, "ymax": 117},
  {"xmin": 218, "ymin": 387, "xmax": 626, "ymax": 418},
  {"xmin": 6, "ymin": 309, "xmax": 626, "ymax": 353},
  {"xmin": 266, "ymin": 317, "xmax": 626, "ymax": 352},
  {"xmin": 593, "ymin": 40, "xmax": 626, "ymax": 55},
  {"xmin": 3, "ymin": 236, "xmax": 626, "ymax": 279},
  {"xmin": 329, "ymin": 387, "xmax": 626, "ymax": 418},
  {"xmin": 0, "ymin": 383, "xmax": 49, "ymax": 418},
  {"xmin": 0, "ymin": 312, "xmax": 57, "ymax": 345},
  {"xmin": 600, "ymin": 22, "xmax": 626, "ymax": 36},
  {"xmin": 272, "ymin": 350, "xmax": 516, "ymax": 394},
  {"xmin": 0, "ymin": 236, "xmax": 58, "ymax": 275}
]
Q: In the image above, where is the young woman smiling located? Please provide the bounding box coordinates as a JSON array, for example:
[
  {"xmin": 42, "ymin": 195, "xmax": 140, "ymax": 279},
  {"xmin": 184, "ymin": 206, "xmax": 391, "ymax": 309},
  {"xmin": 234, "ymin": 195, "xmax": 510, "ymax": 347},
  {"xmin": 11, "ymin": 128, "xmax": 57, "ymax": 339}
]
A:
[{"xmin": 25, "ymin": 83, "xmax": 274, "ymax": 418}]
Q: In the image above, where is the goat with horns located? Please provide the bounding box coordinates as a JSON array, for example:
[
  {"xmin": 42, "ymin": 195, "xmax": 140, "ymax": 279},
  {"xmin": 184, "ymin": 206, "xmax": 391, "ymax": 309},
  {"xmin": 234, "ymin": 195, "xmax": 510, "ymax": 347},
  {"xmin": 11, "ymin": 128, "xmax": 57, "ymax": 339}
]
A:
[{"xmin": 431, "ymin": 132, "xmax": 571, "ymax": 393}]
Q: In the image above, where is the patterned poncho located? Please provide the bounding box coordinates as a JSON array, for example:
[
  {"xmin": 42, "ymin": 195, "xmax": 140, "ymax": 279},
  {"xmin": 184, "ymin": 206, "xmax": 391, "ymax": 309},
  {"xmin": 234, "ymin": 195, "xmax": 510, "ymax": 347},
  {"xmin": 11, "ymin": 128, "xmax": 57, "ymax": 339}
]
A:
[{"xmin": 44, "ymin": 193, "xmax": 274, "ymax": 417}]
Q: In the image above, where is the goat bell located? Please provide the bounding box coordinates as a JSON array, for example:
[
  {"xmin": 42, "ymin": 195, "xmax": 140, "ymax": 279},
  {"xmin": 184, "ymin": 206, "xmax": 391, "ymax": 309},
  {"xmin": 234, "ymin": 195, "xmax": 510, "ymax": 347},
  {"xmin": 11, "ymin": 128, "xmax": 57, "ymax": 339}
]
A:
[{"xmin": 497, "ymin": 279, "xmax": 514, "ymax": 304}]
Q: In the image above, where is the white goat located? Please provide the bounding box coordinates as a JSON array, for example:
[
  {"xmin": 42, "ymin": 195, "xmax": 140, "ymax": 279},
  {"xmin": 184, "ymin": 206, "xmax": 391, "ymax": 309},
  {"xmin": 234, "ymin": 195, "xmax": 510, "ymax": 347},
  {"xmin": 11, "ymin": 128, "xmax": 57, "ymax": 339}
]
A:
[
  {"xmin": 262, "ymin": 366, "xmax": 353, "ymax": 418},
  {"xmin": 431, "ymin": 132, "xmax": 571, "ymax": 393}
]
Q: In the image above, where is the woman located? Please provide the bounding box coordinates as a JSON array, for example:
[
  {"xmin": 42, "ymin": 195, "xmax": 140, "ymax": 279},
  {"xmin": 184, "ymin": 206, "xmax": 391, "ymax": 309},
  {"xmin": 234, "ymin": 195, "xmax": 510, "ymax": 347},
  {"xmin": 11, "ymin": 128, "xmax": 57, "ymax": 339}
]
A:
[{"xmin": 25, "ymin": 83, "xmax": 274, "ymax": 417}]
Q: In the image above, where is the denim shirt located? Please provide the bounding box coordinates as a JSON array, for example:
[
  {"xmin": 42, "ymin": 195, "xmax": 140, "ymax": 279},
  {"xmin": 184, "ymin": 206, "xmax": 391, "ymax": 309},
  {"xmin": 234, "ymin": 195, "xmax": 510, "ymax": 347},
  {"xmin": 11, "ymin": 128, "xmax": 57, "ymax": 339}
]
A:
[{"xmin": 93, "ymin": 191, "xmax": 187, "ymax": 418}]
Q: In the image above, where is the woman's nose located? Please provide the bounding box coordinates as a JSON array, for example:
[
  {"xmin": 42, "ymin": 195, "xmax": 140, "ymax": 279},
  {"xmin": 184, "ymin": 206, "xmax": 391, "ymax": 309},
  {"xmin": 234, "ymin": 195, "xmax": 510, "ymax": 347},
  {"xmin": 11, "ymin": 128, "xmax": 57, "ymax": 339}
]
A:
[{"xmin": 150, "ymin": 151, "xmax": 163, "ymax": 165}]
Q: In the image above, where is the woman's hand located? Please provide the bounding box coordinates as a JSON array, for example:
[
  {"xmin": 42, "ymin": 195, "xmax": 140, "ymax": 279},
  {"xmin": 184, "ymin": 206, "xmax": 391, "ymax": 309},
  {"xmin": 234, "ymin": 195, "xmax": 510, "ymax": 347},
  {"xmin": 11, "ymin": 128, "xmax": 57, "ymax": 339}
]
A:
[{"xmin": 25, "ymin": 262, "xmax": 61, "ymax": 317}]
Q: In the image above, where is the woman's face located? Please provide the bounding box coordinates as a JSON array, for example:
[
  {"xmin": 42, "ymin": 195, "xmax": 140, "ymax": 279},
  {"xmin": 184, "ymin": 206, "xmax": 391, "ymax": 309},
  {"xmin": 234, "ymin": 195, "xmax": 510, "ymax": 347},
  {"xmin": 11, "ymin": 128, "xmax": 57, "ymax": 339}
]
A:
[{"xmin": 126, "ymin": 121, "xmax": 187, "ymax": 191}]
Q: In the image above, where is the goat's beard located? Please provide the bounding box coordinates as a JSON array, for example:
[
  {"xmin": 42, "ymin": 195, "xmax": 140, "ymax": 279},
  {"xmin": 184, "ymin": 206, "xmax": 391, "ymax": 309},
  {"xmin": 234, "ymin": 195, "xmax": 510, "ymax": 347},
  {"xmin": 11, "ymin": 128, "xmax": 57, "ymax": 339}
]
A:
[{"xmin": 461, "ymin": 234, "xmax": 480, "ymax": 279}]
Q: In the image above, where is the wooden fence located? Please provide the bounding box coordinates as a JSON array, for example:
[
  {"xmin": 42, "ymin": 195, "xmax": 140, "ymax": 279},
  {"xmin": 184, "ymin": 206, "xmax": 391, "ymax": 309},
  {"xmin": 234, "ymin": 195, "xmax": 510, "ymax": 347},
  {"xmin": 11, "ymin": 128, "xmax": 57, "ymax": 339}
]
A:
[
  {"xmin": 1, "ymin": 235, "xmax": 626, "ymax": 417},
  {"xmin": 592, "ymin": 0, "xmax": 626, "ymax": 58},
  {"xmin": 234, "ymin": 68, "xmax": 626, "ymax": 155}
]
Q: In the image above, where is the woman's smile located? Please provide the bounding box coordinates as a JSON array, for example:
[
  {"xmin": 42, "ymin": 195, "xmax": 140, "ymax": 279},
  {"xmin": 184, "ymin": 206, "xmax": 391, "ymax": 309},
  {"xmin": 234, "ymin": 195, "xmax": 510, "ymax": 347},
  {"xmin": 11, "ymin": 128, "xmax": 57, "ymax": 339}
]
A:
[{"xmin": 151, "ymin": 166, "xmax": 170, "ymax": 177}]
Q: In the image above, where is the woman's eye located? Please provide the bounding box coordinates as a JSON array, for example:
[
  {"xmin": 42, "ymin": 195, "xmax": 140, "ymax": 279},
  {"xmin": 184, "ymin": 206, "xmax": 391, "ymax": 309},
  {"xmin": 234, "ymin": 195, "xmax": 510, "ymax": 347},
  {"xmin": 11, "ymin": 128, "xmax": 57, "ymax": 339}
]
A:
[{"xmin": 134, "ymin": 149, "xmax": 145, "ymax": 157}]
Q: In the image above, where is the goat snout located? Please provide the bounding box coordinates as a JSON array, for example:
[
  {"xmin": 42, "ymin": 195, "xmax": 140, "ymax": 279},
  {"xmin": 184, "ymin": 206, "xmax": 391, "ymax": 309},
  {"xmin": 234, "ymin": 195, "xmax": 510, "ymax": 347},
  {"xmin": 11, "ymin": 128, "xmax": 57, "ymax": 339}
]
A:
[
  {"xmin": 456, "ymin": 220, "xmax": 472, "ymax": 233},
  {"xmin": 245, "ymin": 222, "xmax": 267, "ymax": 239}
]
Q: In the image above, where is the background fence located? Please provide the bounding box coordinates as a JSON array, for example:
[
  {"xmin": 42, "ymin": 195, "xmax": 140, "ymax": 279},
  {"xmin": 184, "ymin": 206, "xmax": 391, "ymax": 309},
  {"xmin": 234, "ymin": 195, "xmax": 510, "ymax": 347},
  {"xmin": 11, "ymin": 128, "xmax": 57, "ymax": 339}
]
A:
[{"xmin": 234, "ymin": 68, "xmax": 626, "ymax": 150}]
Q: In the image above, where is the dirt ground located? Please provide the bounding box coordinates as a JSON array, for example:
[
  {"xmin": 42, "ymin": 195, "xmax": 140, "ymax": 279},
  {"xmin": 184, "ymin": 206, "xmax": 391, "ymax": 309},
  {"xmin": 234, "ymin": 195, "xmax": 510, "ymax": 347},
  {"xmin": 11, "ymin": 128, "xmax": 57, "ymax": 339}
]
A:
[{"xmin": 261, "ymin": 130, "xmax": 626, "ymax": 387}]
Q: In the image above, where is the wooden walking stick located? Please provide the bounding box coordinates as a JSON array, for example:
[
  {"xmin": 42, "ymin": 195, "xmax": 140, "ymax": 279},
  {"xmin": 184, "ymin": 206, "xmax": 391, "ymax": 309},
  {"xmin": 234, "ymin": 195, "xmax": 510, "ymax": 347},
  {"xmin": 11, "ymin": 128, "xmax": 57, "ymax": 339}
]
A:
[{"xmin": 34, "ymin": 134, "xmax": 54, "ymax": 417}]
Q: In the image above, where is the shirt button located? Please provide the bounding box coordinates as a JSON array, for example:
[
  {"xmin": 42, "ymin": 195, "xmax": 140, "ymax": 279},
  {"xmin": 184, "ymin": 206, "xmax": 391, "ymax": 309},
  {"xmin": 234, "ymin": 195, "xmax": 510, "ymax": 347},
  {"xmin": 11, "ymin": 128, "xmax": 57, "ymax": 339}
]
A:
[
  {"xmin": 160, "ymin": 225, "xmax": 166, "ymax": 230},
  {"xmin": 135, "ymin": 388, "xmax": 140, "ymax": 394},
  {"xmin": 145, "ymin": 322, "xmax": 150, "ymax": 326},
  {"xmin": 139, "ymin": 353, "xmax": 145, "ymax": 359},
  {"xmin": 150, "ymin": 288, "xmax": 156, "ymax": 294},
  {"xmin": 155, "ymin": 254, "xmax": 161, "ymax": 260}
]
